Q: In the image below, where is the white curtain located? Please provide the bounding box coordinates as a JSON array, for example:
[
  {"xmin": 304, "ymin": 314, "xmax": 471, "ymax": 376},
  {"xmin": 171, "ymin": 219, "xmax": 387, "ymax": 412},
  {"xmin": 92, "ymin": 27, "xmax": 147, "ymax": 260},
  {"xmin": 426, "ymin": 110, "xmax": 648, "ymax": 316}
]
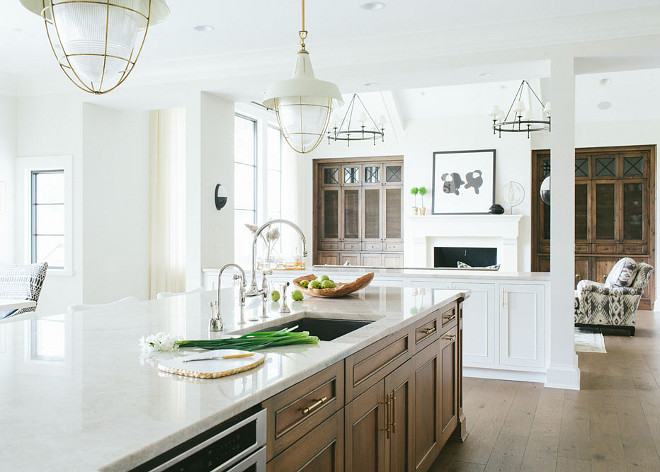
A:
[{"xmin": 149, "ymin": 108, "xmax": 186, "ymax": 299}]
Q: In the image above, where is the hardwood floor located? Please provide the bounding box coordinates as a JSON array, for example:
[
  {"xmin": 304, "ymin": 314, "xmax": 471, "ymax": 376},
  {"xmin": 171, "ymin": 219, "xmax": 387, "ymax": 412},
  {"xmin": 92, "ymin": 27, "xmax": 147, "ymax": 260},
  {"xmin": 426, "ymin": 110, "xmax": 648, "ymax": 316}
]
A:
[{"xmin": 430, "ymin": 310, "xmax": 660, "ymax": 472}]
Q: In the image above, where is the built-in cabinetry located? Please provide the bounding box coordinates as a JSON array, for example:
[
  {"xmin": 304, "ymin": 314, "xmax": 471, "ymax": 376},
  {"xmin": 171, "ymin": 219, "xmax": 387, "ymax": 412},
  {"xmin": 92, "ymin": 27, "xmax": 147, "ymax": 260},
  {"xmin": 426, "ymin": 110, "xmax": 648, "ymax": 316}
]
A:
[
  {"xmin": 261, "ymin": 299, "xmax": 464, "ymax": 472},
  {"xmin": 315, "ymin": 156, "xmax": 404, "ymax": 268},
  {"xmin": 532, "ymin": 145, "xmax": 656, "ymax": 309}
]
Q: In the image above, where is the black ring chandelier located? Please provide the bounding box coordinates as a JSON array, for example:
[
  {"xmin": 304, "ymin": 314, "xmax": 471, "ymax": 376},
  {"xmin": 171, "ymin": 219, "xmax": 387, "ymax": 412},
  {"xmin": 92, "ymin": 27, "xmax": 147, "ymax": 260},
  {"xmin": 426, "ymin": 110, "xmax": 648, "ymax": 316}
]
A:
[
  {"xmin": 328, "ymin": 93, "xmax": 385, "ymax": 146},
  {"xmin": 492, "ymin": 80, "xmax": 551, "ymax": 138}
]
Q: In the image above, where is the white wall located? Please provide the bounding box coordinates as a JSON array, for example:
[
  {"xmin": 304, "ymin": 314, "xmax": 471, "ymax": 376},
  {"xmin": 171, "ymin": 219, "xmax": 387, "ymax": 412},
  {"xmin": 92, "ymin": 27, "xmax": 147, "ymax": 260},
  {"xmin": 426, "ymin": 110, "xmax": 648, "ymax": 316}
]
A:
[
  {"xmin": 15, "ymin": 94, "xmax": 84, "ymax": 315},
  {"xmin": 82, "ymin": 103, "xmax": 150, "ymax": 304},
  {"xmin": 0, "ymin": 94, "xmax": 16, "ymax": 263}
]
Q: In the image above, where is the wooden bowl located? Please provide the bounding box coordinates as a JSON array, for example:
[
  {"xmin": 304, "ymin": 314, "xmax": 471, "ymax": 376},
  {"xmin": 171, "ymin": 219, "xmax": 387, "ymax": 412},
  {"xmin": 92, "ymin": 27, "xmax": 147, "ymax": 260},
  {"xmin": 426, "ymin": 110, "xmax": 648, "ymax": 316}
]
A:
[{"xmin": 292, "ymin": 273, "xmax": 375, "ymax": 298}]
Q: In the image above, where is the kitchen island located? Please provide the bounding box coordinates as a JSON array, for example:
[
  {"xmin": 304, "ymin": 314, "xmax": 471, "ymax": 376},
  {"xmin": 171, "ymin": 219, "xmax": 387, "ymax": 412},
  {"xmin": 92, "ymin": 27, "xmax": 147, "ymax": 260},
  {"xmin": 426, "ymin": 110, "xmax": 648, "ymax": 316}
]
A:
[{"xmin": 0, "ymin": 285, "xmax": 466, "ymax": 471}]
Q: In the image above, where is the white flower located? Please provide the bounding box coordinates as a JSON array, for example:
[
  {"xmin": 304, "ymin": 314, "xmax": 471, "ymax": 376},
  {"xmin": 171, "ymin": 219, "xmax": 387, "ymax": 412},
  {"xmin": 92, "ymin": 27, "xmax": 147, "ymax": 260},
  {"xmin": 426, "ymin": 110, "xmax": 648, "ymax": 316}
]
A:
[{"xmin": 139, "ymin": 332, "xmax": 183, "ymax": 353}]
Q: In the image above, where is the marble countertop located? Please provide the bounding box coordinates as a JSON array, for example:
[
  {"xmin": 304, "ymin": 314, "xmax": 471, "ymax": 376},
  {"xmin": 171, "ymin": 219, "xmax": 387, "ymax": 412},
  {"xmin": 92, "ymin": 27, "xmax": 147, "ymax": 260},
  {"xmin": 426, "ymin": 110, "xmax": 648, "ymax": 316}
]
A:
[
  {"xmin": 0, "ymin": 286, "xmax": 466, "ymax": 471},
  {"xmin": 203, "ymin": 266, "xmax": 552, "ymax": 281}
]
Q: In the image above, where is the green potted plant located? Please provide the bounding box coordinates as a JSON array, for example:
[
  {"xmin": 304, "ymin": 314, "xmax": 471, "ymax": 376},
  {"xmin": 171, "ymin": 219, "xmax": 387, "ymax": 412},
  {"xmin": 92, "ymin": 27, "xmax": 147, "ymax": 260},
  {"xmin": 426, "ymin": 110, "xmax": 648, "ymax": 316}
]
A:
[
  {"xmin": 418, "ymin": 186, "xmax": 428, "ymax": 215},
  {"xmin": 410, "ymin": 187, "xmax": 419, "ymax": 215}
]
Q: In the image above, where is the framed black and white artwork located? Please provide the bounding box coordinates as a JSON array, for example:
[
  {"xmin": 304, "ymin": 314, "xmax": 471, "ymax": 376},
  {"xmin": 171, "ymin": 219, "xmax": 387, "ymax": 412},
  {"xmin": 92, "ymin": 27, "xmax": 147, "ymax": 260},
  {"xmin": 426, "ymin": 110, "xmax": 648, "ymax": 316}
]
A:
[{"xmin": 432, "ymin": 149, "xmax": 496, "ymax": 214}]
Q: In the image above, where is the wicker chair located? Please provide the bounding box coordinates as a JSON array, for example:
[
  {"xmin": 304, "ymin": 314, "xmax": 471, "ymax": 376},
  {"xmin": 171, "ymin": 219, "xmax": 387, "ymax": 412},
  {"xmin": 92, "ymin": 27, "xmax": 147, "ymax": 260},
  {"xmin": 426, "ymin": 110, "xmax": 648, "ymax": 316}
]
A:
[
  {"xmin": 0, "ymin": 263, "xmax": 48, "ymax": 318},
  {"xmin": 574, "ymin": 258, "xmax": 653, "ymax": 335}
]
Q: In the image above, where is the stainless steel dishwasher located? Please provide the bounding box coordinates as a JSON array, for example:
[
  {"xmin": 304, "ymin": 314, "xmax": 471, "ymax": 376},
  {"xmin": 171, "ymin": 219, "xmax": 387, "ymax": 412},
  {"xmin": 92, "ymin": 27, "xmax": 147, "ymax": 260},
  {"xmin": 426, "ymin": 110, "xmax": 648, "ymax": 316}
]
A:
[{"xmin": 130, "ymin": 408, "xmax": 267, "ymax": 472}]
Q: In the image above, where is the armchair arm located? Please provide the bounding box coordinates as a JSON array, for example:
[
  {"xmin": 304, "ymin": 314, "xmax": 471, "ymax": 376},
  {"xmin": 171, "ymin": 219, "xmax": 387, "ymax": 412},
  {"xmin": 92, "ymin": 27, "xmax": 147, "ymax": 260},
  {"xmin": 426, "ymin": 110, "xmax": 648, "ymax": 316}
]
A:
[
  {"xmin": 577, "ymin": 280, "xmax": 607, "ymax": 293},
  {"xmin": 577, "ymin": 279, "xmax": 642, "ymax": 297}
]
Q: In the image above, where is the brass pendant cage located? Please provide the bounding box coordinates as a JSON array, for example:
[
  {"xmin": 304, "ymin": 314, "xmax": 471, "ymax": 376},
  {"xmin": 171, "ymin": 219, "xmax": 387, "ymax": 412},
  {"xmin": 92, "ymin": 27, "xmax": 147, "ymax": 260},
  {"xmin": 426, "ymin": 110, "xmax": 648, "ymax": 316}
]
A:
[
  {"xmin": 39, "ymin": 0, "xmax": 156, "ymax": 95},
  {"xmin": 274, "ymin": 96, "xmax": 334, "ymax": 155}
]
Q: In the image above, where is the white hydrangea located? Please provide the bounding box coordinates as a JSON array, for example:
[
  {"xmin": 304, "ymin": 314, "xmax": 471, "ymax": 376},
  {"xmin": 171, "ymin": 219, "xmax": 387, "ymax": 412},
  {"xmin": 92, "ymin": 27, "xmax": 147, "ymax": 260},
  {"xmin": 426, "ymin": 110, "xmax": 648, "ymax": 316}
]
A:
[{"xmin": 139, "ymin": 332, "xmax": 183, "ymax": 353}]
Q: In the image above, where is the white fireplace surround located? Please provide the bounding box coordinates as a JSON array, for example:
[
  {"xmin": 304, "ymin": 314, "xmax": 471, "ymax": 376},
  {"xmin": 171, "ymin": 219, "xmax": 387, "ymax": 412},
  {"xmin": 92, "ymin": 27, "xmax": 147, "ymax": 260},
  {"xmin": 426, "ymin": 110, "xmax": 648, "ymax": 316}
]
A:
[{"xmin": 406, "ymin": 214, "xmax": 523, "ymax": 271}]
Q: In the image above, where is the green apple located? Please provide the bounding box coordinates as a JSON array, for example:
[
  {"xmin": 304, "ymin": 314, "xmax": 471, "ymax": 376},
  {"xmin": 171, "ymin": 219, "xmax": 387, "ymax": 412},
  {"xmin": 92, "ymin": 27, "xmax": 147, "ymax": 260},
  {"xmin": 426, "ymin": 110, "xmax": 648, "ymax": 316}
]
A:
[
  {"xmin": 292, "ymin": 290, "xmax": 304, "ymax": 301},
  {"xmin": 320, "ymin": 275, "xmax": 330, "ymax": 281},
  {"xmin": 321, "ymin": 280, "xmax": 336, "ymax": 289},
  {"xmin": 299, "ymin": 280, "xmax": 310, "ymax": 288},
  {"xmin": 309, "ymin": 280, "xmax": 321, "ymax": 289},
  {"xmin": 271, "ymin": 290, "xmax": 280, "ymax": 302}
]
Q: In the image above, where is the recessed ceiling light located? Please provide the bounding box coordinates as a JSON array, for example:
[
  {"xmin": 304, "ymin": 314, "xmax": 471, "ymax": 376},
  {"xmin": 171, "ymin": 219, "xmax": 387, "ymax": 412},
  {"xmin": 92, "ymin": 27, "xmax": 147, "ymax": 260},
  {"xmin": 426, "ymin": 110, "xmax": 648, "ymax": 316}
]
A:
[
  {"xmin": 193, "ymin": 24, "xmax": 215, "ymax": 32},
  {"xmin": 477, "ymin": 72, "xmax": 492, "ymax": 78},
  {"xmin": 597, "ymin": 101, "xmax": 612, "ymax": 110},
  {"xmin": 9, "ymin": 27, "xmax": 23, "ymax": 34},
  {"xmin": 360, "ymin": 2, "xmax": 386, "ymax": 10},
  {"xmin": 599, "ymin": 78, "xmax": 611, "ymax": 86},
  {"xmin": 364, "ymin": 82, "xmax": 378, "ymax": 87}
]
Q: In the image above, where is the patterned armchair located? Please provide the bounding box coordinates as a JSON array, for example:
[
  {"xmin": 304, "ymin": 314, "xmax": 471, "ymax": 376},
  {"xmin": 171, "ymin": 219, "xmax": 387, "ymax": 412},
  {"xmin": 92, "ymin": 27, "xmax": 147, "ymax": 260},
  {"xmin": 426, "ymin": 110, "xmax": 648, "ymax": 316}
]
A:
[
  {"xmin": 574, "ymin": 258, "xmax": 653, "ymax": 335},
  {"xmin": 0, "ymin": 263, "xmax": 48, "ymax": 318}
]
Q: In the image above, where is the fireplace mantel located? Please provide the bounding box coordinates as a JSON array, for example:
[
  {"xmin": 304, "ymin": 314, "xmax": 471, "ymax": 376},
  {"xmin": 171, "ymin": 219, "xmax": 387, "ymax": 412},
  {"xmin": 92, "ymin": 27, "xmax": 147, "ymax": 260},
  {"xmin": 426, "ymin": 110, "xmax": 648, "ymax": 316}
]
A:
[{"xmin": 405, "ymin": 214, "xmax": 523, "ymax": 271}]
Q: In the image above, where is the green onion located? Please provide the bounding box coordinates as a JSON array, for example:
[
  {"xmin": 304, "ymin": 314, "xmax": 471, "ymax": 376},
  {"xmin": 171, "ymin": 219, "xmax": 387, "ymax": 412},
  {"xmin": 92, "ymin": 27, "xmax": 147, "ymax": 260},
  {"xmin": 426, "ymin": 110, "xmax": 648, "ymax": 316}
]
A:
[{"xmin": 176, "ymin": 326, "xmax": 319, "ymax": 351}]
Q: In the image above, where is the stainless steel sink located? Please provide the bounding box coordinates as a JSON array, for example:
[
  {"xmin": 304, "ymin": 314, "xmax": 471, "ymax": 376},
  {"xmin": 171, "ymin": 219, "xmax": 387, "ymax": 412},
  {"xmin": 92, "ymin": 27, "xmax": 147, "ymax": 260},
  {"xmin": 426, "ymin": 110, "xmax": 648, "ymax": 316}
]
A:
[{"xmin": 256, "ymin": 317, "xmax": 373, "ymax": 341}]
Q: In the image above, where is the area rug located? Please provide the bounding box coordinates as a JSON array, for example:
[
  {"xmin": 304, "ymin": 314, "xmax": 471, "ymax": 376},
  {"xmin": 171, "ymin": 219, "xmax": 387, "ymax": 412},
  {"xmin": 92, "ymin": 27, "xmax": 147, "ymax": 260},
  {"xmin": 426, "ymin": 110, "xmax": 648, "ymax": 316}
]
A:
[{"xmin": 575, "ymin": 327, "xmax": 607, "ymax": 353}]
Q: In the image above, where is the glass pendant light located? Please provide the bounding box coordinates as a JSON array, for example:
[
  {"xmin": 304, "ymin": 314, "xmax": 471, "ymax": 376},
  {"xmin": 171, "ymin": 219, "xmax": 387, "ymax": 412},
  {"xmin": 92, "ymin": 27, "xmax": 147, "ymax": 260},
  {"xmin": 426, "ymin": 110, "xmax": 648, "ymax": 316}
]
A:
[
  {"xmin": 263, "ymin": 0, "xmax": 343, "ymax": 154},
  {"xmin": 20, "ymin": 0, "xmax": 169, "ymax": 94}
]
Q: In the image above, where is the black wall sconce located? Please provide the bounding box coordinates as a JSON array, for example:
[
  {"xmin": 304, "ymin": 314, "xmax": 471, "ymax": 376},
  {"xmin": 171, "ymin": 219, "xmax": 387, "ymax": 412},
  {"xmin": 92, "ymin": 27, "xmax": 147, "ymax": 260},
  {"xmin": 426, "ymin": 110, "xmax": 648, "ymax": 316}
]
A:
[{"xmin": 215, "ymin": 184, "xmax": 228, "ymax": 210}]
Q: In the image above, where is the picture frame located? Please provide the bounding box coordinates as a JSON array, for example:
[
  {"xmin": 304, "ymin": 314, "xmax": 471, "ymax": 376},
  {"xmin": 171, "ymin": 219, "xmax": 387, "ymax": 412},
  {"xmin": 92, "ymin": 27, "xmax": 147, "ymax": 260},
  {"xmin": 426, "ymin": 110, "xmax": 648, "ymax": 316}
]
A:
[{"xmin": 432, "ymin": 149, "xmax": 496, "ymax": 215}]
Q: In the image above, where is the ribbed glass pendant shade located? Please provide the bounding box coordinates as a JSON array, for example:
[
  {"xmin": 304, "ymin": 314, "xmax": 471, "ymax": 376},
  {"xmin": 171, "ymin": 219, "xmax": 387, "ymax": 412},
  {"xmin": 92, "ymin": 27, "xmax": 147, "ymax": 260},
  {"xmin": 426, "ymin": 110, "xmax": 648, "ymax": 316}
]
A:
[
  {"xmin": 20, "ymin": 0, "xmax": 169, "ymax": 94},
  {"xmin": 275, "ymin": 95, "xmax": 333, "ymax": 154}
]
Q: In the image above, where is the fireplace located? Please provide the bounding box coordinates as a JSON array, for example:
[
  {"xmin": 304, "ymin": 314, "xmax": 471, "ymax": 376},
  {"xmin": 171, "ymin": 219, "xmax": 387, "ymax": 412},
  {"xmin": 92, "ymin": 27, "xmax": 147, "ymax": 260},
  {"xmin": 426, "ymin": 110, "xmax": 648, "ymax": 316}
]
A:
[{"xmin": 434, "ymin": 247, "xmax": 497, "ymax": 268}]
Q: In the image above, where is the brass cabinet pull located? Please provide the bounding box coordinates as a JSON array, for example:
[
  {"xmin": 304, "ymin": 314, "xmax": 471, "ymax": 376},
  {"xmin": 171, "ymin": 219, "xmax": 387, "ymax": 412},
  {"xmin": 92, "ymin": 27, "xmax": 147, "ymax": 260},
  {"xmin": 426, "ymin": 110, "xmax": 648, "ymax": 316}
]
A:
[
  {"xmin": 379, "ymin": 393, "xmax": 391, "ymax": 438},
  {"xmin": 390, "ymin": 392, "xmax": 397, "ymax": 434},
  {"xmin": 301, "ymin": 396, "xmax": 328, "ymax": 415},
  {"xmin": 443, "ymin": 313, "xmax": 456, "ymax": 323},
  {"xmin": 575, "ymin": 274, "xmax": 581, "ymax": 280},
  {"xmin": 442, "ymin": 334, "xmax": 456, "ymax": 341},
  {"xmin": 420, "ymin": 327, "xmax": 436, "ymax": 335}
]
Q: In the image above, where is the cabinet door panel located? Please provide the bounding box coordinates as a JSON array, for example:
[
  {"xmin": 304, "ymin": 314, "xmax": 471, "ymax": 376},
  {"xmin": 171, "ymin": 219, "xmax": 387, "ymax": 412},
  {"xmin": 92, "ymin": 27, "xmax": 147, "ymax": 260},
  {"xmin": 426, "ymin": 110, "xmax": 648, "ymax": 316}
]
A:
[
  {"xmin": 440, "ymin": 327, "xmax": 458, "ymax": 446},
  {"xmin": 363, "ymin": 188, "xmax": 382, "ymax": 241},
  {"xmin": 322, "ymin": 189, "xmax": 340, "ymax": 241},
  {"xmin": 339, "ymin": 253, "xmax": 360, "ymax": 266},
  {"xmin": 268, "ymin": 410, "xmax": 344, "ymax": 472},
  {"xmin": 594, "ymin": 258, "xmax": 619, "ymax": 284},
  {"xmin": 344, "ymin": 380, "xmax": 388, "ymax": 472},
  {"xmin": 413, "ymin": 340, "xmax": 441, "ymax": 471},
  {"xmin": 575, "ymin": 182, "xmax": 589, "ymax": 241},
  {"xmin": 382, "ymin": 253, "xmax": 403, "ymax": 268},
  {"xmin": 360, "ymin": 253, "xmax": 383, "ymax": 267},
  {"xmin": 575, "ymin": 257, "xmax": 590, "ymax": 288},
  {"xmin": 385, "ymin": 188, "xmax": 402, "ymax": 241},
  {"xmin": 343, "ymin": 189, "xmax": 360, "ymax": 241},
  {"xmin": 499, "ymin": 284, "xmax": 545, "ymax": 368},
  {"xmin": 593, "ymin": 181, "xmax": 617, "ymax": 243},
  {"xmin": 622, "ymin": 180, "xmax": 645, "ymax": 242},
  {"xmin": 385, "ymin": 359, "xmax": 414, "ymax": 472},
  {"xmin": 318, "ymin": 252, "xmax": 340, "ymax": 266},
  {"xmin": 452, "ymin": 283, "xmax": 495, "ymax": 367}
]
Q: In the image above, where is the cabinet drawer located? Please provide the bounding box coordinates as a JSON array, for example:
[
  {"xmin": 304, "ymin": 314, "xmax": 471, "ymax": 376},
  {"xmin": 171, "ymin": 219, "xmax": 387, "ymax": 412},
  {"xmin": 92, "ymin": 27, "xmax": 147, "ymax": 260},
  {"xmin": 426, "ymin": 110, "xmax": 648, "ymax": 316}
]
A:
[
  {"xmin": 362, "ymin": 242, "xmax": 383, "ymax": 251},
  {"xmin": 593, "ymin": 244, "xmax": 616, "ymax": 253},
  {"xmin": 262, "ymin": 362, "xmax": 344, "ymax": 460},
  {"xmin": 414, "ymin": 316, "xmax": 439, "ymax": 351},
  {"xmin": 575, "ymin": 243, "xmax": 590, "ymax": 254},
  {"xmin": 320, "ymin": 241, "xmax": 339, "ymax": 251},
  {"xmin": 385, "ymin": 242, "xmax": 403, "ymax": 251},
  {"xmin": 342, "ymin": 241, "xmax": 360, "ymax": 251},
  {"xmin": 440, "ymin": 304, "xmax": 458, "ymax": 332},
  {"xmin": 345, "ymin": 329, "xmax": 412, "ymax": 402},
  {"xmin": 622, "ymin": 243, "xmax": 647, "ymax": 254},
  {"xmin": 267, "ymin": 410, "xmax": 344, "ymax": 472}
]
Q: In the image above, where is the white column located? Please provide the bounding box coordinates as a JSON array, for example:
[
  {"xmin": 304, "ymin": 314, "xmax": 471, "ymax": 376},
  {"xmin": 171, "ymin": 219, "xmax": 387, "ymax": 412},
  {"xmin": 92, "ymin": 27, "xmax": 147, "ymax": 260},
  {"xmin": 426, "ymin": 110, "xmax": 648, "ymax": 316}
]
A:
[{"xmin": 546, "ymin": 54, "xmax": 580, "ymax": 389}]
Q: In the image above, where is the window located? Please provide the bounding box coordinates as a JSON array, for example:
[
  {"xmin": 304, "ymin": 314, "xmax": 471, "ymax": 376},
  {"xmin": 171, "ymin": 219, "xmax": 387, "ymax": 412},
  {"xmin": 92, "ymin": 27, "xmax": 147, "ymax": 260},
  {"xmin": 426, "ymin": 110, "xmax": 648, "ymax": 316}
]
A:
[
  {"xmin": 17, "ymin": 155, "xmax": 72, "ymax": 275},
  {"xmin": 267, "ymin": 125, "xmax": 282, "ymax": 220},
  {"xmin": 31, "ymin": 170, "xmax": 65, "ymax": 269},
  {"xmin": 234, "ymin": 114, "xmax": 258, "ymax": 267}
]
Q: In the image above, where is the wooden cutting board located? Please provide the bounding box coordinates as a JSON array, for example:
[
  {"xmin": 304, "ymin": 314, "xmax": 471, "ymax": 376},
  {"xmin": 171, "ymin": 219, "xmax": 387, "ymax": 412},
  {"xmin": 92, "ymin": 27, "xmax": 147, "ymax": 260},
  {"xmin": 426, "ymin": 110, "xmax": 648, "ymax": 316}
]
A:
[
  {"xmin": 292, "ymin": 272, "xmax": 374, "ymax": 298},
  {"xmin": 158, "ymin": 349, "xmax": 265, "ymax": 379}
]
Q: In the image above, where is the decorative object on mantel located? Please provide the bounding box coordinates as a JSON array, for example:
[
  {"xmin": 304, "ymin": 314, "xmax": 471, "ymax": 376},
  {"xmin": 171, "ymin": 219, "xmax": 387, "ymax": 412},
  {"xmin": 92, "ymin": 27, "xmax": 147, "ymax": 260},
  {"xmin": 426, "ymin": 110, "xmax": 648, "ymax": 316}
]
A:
[
  {"xmin": 20, "ymin": 0, "xmax": 169, "ymax": 95},
  {"xmin": 263, "ymin": 0, "xmax": 343, "ymax": 154},
  {"xmin": 293, "ymin": 272, "xmax": 374, "ymax": 298},
  {"xmin": 489, "ymin": 204, "xmax": 505, "ymax": 214},
  {"xmin": 432, "ymin": 149, "xmax": 495, "ymax": 214},
  {"xmin": 410, "ymin": 187, "xmax": 419, "ymax": 215},
  {"xmin": 418, "ymin": 186, "xmax": 428, "ymax": 215},
  {"xmin": 491, "ymin": 80, "xmax": 551, "ymax": 138},
  {"xmin": 327, "ymin": 94, "xmax": 385, "ymax": 146},
  {"xmin": 501, "ymin": 181, "xmax": 525, "ymax": 214},
  {"xmin": 540, "ymin": 176, "xmax": 551, "ymax": 204}
]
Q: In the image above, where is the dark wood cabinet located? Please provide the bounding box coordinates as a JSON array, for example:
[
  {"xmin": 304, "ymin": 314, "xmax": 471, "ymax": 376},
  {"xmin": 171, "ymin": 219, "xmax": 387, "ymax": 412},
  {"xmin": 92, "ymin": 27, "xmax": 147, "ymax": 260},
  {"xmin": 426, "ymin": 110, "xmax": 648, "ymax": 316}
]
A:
[
  {"xmin": 314, "ymin": 157, "xmax": 404, "ymax": 267},
  {"xmin": 532, "ymin": 145, "xmax": 656, "ymax": 309}
]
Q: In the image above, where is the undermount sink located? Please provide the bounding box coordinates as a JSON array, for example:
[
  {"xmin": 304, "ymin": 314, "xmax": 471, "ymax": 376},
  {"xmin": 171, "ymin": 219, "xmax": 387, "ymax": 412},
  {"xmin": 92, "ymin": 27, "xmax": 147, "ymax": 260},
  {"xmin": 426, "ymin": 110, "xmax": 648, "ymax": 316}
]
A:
[{"xmin": 257, "ymin": 317, "xmax": 373, "ymax": 341}]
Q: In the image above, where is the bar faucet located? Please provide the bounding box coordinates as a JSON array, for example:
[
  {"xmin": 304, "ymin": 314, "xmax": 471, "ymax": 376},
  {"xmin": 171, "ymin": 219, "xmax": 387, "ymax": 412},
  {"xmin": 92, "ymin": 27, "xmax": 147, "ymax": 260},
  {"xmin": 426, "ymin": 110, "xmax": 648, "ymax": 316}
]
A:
[
  {"xmin": 246, "ymin": 219, "xmax": 308, "ymax": 297},
  {"xmin": 210, "ymin": 263, "xmax": 246, "ymax": 332}
]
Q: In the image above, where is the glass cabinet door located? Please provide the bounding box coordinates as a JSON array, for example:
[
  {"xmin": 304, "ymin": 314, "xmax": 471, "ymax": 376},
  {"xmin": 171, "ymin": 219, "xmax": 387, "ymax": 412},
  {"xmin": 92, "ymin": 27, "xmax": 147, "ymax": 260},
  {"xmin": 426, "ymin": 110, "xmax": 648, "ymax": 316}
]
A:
[
  {"xmin": 363, "ymin": 188, "xmax": 381, "ymax": 241},
  {"xmin": 343, "ymin": 189, "xmax": 360, "ymax": 241},
  {"xmin": 384, "ymin": 188, "xmax": 402, "ymax": 240},
  {"xmin": 363, "ymin": 164, "xmax": 382, "ymax": 185},
  {"xmin": 622, "ymin": 180, "xmax": 644, "ymax": 242},
  {"xmin": 575, "ymin": 183, "xmax": 589, "ymax": 241},
  {"xmin": 342, "ymin": 165, "xmax": 361, "ymax": 186},
  {"xmin": 594, "ymin": 181, "xmax": 617, "ymax": 242},
  {"xmin": 322, "ymin": 189, "xmax": 339, "ymax": 240}
]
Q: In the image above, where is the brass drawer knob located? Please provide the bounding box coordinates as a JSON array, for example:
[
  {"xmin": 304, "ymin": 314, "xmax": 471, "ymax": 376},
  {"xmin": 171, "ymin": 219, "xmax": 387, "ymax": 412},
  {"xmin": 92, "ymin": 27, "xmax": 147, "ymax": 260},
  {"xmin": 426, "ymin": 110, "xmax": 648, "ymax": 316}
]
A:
[
  {"xmin": 420, "ymin": 327, "xmax": 436, "ymax": 335},
  {"xmin": 442, "ymin": 334, "xmax": 456, "ymax": 341}
]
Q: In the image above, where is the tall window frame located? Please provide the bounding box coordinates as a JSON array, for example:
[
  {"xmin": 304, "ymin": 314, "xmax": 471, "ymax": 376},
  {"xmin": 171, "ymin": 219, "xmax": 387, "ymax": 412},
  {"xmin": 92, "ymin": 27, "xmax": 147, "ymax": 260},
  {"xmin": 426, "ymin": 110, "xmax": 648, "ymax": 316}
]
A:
[
  {"xmin": 31, "ymin": 169, "xmax": 65, "ymax": 269},
  {"xmin": 234, "ymin": 114, "xmax": 258, "ymax": 267},
  {"xmin": 17, "ymin": 155, "xmax": 73, "ymax": 276},
  {"xmin": 266, "ymin": 124, "xmax": 283, "ymax": 220}
]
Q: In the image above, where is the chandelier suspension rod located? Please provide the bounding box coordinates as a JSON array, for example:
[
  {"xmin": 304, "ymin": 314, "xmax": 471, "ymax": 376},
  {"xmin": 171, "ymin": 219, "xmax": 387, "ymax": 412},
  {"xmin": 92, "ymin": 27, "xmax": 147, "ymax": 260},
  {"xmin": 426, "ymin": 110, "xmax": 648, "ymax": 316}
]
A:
[
  {"xmin": 504, "ymin": 80, "xmax": 525, "ymax": 121},
  {"xmin": 357, "ymin": 94, "xmax": 382, "ymax": 129}
]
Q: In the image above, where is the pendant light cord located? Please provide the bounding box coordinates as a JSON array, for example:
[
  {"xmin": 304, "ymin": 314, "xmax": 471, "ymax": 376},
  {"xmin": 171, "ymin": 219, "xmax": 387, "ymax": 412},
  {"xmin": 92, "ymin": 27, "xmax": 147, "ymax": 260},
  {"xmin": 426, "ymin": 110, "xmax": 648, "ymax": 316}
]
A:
[{"xmin": 299, "ymin": 0, "xmax": 308, "ymax": 50}]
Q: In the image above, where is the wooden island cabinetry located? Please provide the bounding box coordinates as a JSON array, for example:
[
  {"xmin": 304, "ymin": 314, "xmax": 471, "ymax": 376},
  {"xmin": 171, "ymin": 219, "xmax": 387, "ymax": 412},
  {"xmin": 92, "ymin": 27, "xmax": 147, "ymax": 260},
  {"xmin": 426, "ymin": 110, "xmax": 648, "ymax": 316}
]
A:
[{"xmin": 262, "ymin": 298, "xmax": 465, "ymax": 472}]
